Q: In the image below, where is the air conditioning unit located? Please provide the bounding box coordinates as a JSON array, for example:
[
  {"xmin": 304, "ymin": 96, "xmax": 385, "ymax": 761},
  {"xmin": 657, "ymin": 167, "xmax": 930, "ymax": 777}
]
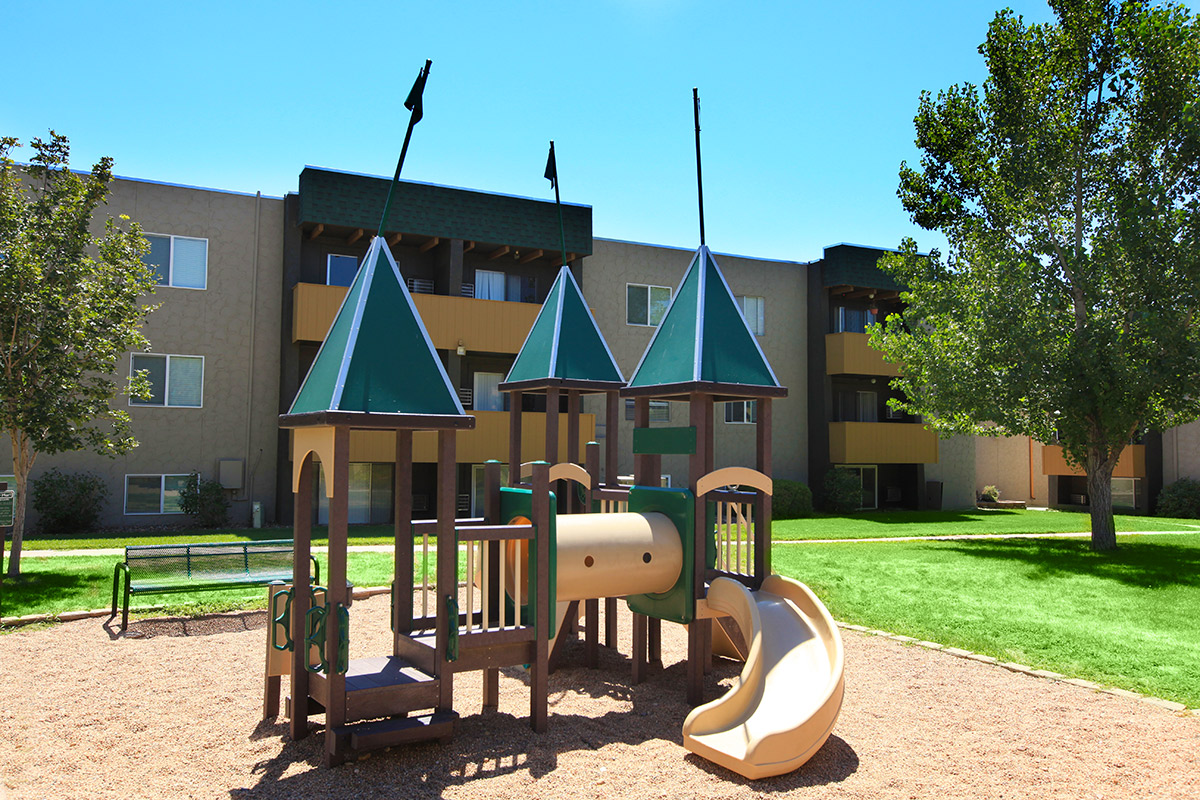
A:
[
  {"xmin": 1071, "ymin": 493, "xmax": 1088, "ymax": 505},
  {"xmin": 457, "ymin": 387, "xmax": 473, "ymax": 409},
  {"xmin": 406, "ymin": 277, "xmax": 434, "ymax": 294},
  {"xmin": 460, "ymin": 283, "xmax": 475, "ymax": 298}
]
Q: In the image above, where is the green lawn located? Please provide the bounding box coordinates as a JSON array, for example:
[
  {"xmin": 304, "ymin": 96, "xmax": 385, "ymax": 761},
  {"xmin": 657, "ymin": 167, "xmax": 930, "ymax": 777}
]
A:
[
  {"xmin": 773, "ymin": 533, "xmax": 1200, "ymax": 707},
  {"xmin": 15, "ymin": 524, "xmax": 402, "ymax": 551},
  {"xmin": 0, "ymin": 549, "xmax": 467, "ymax": 621},
  {"xmin": 772, "ymin": 508, "xmax": 1200, "ymax": 540}
]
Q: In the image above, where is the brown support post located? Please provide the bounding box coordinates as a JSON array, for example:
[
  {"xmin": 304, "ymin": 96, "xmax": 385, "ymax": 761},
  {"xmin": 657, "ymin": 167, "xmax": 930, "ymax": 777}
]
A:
[
  {"xmin": 289, "ymin": 453, "xmax": 313, "ymax": 742},
  {"xmin": 687, "ymin": 394, "xmax": 713, "ymax": 705},
  {"xmin": 509, "ymin": 390, "xmax": 523, "ymax": 484},
  {"xmin": 324, "ymin": 425, "xmax": 350, "ymax": 767},
  {"xmin": 701, "ymin": 395, "xmax": 715, "ymax": 675},
  {"xmin": 585, "ymin": 440, "xmax": 600, "ymax": 499},
  {"xmin": 482, "ymin": 460, "xmax": 501, "ymax": 709},
  {"xmin": 605, "ymin": 390, "xmax": 619, "ymax": 487},
  {"xmin": 530, "ymin": 462, "xmax": 551, "ymax": 732},
  {"xmin": 755, "ymin": 398, "xmax": 773, "ymax": 583},
  {"xmin": 567, "ymin": 389, "xmax": 581, "ymax": 514},
  {"xmin": 590, "ymin": 435, "xmax": 617, "ymax": 650},
  {"xmin": 436, "ymin": 431, "xmax": 457, "ymax": 713},
  {"xmin": 545, "ymin": 386, "xmax": 560, "ymax": 465},
  {"xmin": 630, "ymin": 397, "xmax": 651, "ymax": 683},
  {"xmin": 394, "ymin": 430, "xmax": 413, "ymax": 645}
]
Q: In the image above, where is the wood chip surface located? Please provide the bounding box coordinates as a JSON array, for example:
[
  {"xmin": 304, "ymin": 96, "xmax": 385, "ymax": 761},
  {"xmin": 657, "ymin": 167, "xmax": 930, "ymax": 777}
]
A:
[{"xmin": 1, "ymin": 594, "xmax": 1196, "ymax": 799}]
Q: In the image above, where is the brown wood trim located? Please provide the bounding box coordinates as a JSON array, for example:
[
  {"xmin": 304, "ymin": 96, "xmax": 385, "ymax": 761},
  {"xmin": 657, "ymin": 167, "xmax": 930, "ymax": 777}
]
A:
[
  {"xmin": 394, "ymin": 633, "xmax": 437, "ymax": 675},
  {"xmin": 346, "ymin": 682, "xmax": 440, "ymax": 723},
  {"xmin": 498, "ymin": 378, "xmax": 625, "ymax": 394},
  {"xmin": 387, "ymin": 232, "xmax": 403, "ymax": 247},
  {"xmin": 347, "ymin": 228, "xmax": 364, "ymax": 246},
  {"xmin": 435, "ymin": 431, "xmax": 456, "ymax": 711},
  {"xmin": 593, "ymin": 487, "xmax": 631, "ymax": 501},
  {"xmin": 450, "ymin": 641, "xmax": 536, "ymax": 673},
  {"xmin": 279, "ymin": 411, "xmax": 476, "ymax": 430},
  {"xmin": 455, "ymin": 523, "xmax": 534, "ymax": 541},
  {"xmin": 394, "ymin": 430, "xmax": 413, "ymax": 641},
  {"xmin": 620, "ymin": 382, "xmax": 788, "ymax": 401},
  {"xmin": 518, "ymin": 248, "xmax": 543, "ymax": 264},
  {"xmin": 419, "ymin": 236, "xmax": 441, "ymax": 254},
  {"xmin": 487, "ymin": 245, "xmax": 510, "ymax": 261},
  {"xmin": 458, "ymin": 627, "xmax": 536, "ymax": 647},
  {"xmin": 508, "ymin": 391, "xmax": 522, "ymax": 486},
  {"xmin": 290, "ymin": 453, "xmax": 313, "ymax": 742},
  {"xmin": 308, "ymin": 223, "xmax": 324, "ymax": 241}
]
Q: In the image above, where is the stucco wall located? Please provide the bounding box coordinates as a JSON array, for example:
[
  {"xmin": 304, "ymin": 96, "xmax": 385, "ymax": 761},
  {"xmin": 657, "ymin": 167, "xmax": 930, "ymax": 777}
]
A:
[
  {"xmin": 974, "ymin": 434, "xmax": 1049, "ymax": 505},
  {"xmin": 925, "ymin": 434, "xmax": 976, "ymax": 509},
  {"xmin": 582, "ymin": 238, "xmax": 808, "ymax": 488},
  {"xmin": 3, "ymin": 176, "xmax": 284, "ymax": 530},
  {"xmin": 1163, "ymin": 420, "xmax": 1200, "ymax": 485}
]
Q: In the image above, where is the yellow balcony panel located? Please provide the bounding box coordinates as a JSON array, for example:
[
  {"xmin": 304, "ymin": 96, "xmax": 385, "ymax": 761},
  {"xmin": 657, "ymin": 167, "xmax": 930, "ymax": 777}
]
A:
[
  {"xmin": 292, "ymin": 282, "xmax": 541, "ymax": 354},
  {"xmin": 829, "ymin": 421, "xmax": 938, "ymax": 465},
  {"xmin": 825, "ymin": 332, "xmax": 900, "ymax": 377},
  {"xmin": 289, "ymin": 411, "xmax": 595, "ymax": 466},
  {"xmin": 1041, "ymin": 444, "xmax": 1145, "ymax": 478}
]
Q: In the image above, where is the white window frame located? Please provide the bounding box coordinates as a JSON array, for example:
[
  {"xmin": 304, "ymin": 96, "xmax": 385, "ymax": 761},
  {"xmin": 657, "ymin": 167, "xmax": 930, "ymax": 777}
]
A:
[
  {"xmin": 124, "ymin": 473, "xmax": 195, "ymax": 515},
  {"xmin": 840, "ymin": 465, "xmax": 878, "ymax": 510},
  {"xmin": 724, "ymin": 400, "xmax": 758, "ymax": 424},
  {"xmin": 144, "ymin": 233, "xmax": 208, "ymax": 290},
  {"xmin": 129, "ymin": 353, "xmax": 205, "ymax": 408},
  {"xmin": 736, "ymin": 295, "xmax": 766, "ymax": 336},
  {"xmin": 626, "ymin": 282, "xmax": 672, "ymax": 327},
  {"xmin": 326, "ymin": 254, "xmax": 359, "ymax": 287}
]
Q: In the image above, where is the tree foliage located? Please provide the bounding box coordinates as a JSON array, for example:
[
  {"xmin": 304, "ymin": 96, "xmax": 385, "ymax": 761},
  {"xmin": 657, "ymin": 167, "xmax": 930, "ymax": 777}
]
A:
[
  {"xmin": 0, "ymin": 132, "xmax": 157, "ymax": 574},
  {"xmin": 872, "ymin": 0, "xmax": 1200, "ymax": 550}
]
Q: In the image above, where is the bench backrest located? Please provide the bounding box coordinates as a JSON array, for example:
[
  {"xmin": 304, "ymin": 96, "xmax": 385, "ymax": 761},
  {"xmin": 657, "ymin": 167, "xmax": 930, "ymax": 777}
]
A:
[{"xmin": 125, "ymin": 539, "xmax": 297, "ymax": 584}]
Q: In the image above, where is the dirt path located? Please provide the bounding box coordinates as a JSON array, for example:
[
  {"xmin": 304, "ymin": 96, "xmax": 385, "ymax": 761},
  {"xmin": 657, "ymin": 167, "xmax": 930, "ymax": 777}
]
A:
[{"xmin": 1, "ymin": 595, "xmax": 1196, "ymax": 800}]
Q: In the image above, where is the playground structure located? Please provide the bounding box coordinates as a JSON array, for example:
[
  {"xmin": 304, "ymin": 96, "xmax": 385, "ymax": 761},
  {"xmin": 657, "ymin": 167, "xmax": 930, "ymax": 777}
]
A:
[{"xmin": 271, "ymin": 238, "xmax": 845, "ymax": 779}]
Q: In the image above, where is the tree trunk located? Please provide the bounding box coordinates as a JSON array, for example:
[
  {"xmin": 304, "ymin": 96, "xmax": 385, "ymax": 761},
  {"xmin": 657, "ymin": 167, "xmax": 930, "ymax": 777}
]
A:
[
  {"xmin": 1086, "ymin": 448, "xmax": 1118, "ymax": 552},
  {"xmin": 6, "ymin": 431, "xmax": 33, "ymax": 577}
]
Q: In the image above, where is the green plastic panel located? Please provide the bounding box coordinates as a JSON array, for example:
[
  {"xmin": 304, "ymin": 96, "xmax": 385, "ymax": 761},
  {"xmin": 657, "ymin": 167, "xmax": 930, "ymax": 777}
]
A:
[
  {"xmin": 632, "ymin": 426, "xmax": 697, "ymax": 455},
  {"xmin": 498, "ymin": 485, "xmax": 558, "ymax": 639},
  {"xmin": 625, "ymin": 486, "xmax": 696, "ymax": 625}
]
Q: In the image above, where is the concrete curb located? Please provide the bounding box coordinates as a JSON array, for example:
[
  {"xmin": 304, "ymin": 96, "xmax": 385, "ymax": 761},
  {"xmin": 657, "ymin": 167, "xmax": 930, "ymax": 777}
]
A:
[{"xmin": 836, "ymin": 621, "xmax": 1193, "ymax": 715}]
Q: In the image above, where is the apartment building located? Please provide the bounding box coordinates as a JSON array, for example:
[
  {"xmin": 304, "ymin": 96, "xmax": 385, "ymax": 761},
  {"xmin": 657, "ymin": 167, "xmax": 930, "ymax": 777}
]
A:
[
  {"xmin": 11, "ymin": 165, "xmax": 1198, "ymax": 529},
  {"xmin": 5, "ymin": 175, "xmax": 285, "ymax": 528}
]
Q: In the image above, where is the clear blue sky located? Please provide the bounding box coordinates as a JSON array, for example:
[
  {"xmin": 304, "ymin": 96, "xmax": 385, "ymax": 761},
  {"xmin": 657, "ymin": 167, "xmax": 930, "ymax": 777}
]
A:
[{"xmin": 5, "ymin": 0, "xmax": 1073, "ymax": 262}]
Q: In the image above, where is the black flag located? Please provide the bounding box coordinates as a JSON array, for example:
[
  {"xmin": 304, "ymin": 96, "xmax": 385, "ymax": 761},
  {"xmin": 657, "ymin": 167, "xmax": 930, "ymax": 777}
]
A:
[
  {"xmin": 544, "ymin": 141, "xmax": 558, "ymax": 190},
  {"xmin": 405, "ymin": 61, "xmax": 431, "ymax": 125}
]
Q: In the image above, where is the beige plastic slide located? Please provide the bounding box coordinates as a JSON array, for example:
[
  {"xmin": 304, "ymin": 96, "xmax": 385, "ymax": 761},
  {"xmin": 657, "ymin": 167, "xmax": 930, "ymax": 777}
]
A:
[{"xmin": 682, "ymin": 574, "xmax": 845, "ymax": 780}]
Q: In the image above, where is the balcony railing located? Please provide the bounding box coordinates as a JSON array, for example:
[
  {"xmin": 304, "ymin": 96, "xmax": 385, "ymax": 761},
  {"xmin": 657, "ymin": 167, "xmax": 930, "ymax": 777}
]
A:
[
  {"xmin": 1042, "ymin": 444, "xmax": 1146, "ymax": 478},
  {"xmin": 292, "ymin": 282, "xmax": 541, "ymax": 354},
  {"xmin": 828, "ymin": 421, "xmax": 938, "ymax": 465},
  {"xmin": 825, "ymin": 332, "xmax": 900, "ymax": 377},
  {"xmin": 289, "ymin": 410, "xmax": 595, "ymax": 465}
]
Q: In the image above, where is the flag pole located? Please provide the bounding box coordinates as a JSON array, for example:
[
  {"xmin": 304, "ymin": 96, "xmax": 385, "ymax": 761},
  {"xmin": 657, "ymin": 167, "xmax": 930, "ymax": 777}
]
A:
[
  {"xmin": 693, "ymin": 87, "xmax": 706, "ymax": 247},
  {"xmin": 378, "ymin": 59, "xmax": 432, "ymax": 238},
  {"xmin": 546, "ymin": 141, "xmax": 568, "ymax": 268}
]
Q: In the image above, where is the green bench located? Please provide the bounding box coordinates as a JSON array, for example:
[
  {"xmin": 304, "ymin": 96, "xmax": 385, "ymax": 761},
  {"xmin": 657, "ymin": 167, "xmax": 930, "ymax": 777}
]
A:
[{"xmin": 111, "ymin": 539, "xmax": 319, "ymax": 631}]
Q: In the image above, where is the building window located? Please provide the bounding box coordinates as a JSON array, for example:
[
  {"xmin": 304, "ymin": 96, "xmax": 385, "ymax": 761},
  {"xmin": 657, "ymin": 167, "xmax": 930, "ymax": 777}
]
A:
[
  {"xmin": 125, "ymin": 474, "xmax": 193, "ymax": 514},
  {"xmin": 625, "ymin": 399, "xmax": 670, "ymax": 422},
  {"xmin": 737, "ymin": 295, "xmax": 765, "ymax": 336},
  {"xmin": 724, "ymin": 400, "xmax": 758, "ymax": 424},
  {"xmin": 316, "ymin": 463, "xmax": 394, "ymax": 524},
  {"xmin": 143, "ymin": 234, "xmax": 208, "ymax": 289},
  {"xmin": 327, "ymin": 254, "xmax": 358, "ymax": 287},
  {"xmin": 1112, "ymin": 478, "xmax": 1138, "ymax": 510},
  {"xmin": 473, "ymin": 372, "xmax": 506, "ymax": 412},
  {"xmin": 475, "ymin": 270, "xmax": 537, "ymax": 303},
  {"xmin": 833, "ymin": 305, "xmax": 876, "ymax": 334},
  {"xmin": 130, "ymin": 354, "xmax": 204, "ymax": 407},
  {"xmin": 626, "ymin": 283, "xmax": 672, "ymax": 326},
  {"xmin": 836, "ymin": 465, "xmax": 878, "ymax": 510}
]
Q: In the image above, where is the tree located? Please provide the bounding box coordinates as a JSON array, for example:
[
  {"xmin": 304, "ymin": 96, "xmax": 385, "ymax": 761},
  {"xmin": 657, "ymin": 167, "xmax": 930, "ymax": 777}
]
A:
[
  {"xmin": 872, "ymin": 0, "xmax": 1200, "ymax": 551},
  {"xmin": 0, "ymin": 133, "xmax": 157, "ymax": 575}
]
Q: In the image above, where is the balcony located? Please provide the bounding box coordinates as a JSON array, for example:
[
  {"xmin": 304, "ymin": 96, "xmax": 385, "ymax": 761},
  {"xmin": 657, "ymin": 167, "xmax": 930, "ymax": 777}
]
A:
[
  {"xmin": 1042, "ymin": 444, "xmax": 1146, "ymax": 478},
  {"xmin": 290, "ymin": 410, "xmax": 595, "ymax": 465},
  {"xmin": 825, "ymin": 333, "xmax": 900, "ymax": 377},
  {"xmin": 828, "ymin": 421, "xmax": 938, "ymax": 464},
  {"xmin": 292, "ymin": 283, "xmax": 542, "ymax": 354}
]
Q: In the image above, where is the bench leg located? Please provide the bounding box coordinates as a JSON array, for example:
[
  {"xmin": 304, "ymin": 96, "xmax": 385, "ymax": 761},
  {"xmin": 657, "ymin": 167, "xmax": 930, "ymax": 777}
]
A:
[{"xmin": 122, "ymin": 581, "xmax": 131, "ymax": 632}]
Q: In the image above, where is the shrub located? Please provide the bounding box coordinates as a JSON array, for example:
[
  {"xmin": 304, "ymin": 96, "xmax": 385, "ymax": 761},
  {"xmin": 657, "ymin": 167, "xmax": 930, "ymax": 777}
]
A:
[
  {"xmin": 979, "ymin": 485, "xmax": 1000, "ymax": 502},
  {"xmin": 178, "ymin": 472, "xmax": 230, "ymax": 528},
  {"xmin": 1157, "ymin": 478, "xmax": 1200, "ymax": 519},
  {"xmin": 823, "ymin": 468, "xmax": 861, "ymax": 513},
  {"xmin": 31, "ymin": 468, "xmax": 109, "ymax": 535},
  {"xmin": 774, "ymin": 479, "xmax": 813, "ymax": 519}
]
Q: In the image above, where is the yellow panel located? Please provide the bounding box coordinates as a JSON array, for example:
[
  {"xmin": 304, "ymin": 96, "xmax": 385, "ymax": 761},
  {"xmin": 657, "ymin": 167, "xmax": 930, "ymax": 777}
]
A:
[
  {"xmin": 825, "ymin": 333, "xmax": 900, "ymax": 377},
  {"xmin": 1041, "ymin": 444, "xmax": 1145, "ymax": 478},
  {"xmin": 828, "ymin": 422, "xmax": 938, "ymax": 464},
  {"xmin": 413, "ymin": 411, "xmax": 595, "ymax": 464},
  {"xmin": 291, "ymin": 283, "xmax": 543, "ymax": 354},
  {"xmin": 292, "ymin": 283, "xmax": 349, "ymax": 343}
]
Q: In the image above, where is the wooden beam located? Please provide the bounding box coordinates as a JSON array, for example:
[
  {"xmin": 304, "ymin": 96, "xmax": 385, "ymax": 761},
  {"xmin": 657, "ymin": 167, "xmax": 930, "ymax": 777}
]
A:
[
  {"xmin": 519, "ymin": 248, "xmax": 543, "ymax": 265},
  {"xmin": 419, "ymin": 236, "xmax": 440, "ymax": 254},
  {"xmin": 827, "ymin": 284, "xmax": 854, "ymax": 296},
  {"xmin": 463, "ymin": 240, "xmax": 475, "ymax": 254},
  {"xmin": 307, "ymin": 223, "xmax": 324, "ymax": 241},
  {"xmin": 844, "ymin": 288, "xmax": 879, "ymax": 300},
  {"xmin": 387, "ymin": 232, "xmax": 403, "ymax": 247},
  {"xmin": 487, "ymin": 245, "xmax": 510, "ymax": 261},
  {"xmin": 347, "ymin": 228, "xmax": 364, "ymax": 246}
]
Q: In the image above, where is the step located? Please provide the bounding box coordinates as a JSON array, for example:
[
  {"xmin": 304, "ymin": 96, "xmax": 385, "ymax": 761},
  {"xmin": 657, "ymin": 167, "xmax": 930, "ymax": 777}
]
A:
[{"xmin": 345, "ymin": 710, "xmax": 458, "ymax": 752}]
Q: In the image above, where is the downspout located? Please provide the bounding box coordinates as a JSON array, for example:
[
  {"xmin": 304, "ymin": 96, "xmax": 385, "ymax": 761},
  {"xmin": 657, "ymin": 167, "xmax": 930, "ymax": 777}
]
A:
[{"xmin": 243, "ymin": 191, "xmax": 262, "ymax": 505}]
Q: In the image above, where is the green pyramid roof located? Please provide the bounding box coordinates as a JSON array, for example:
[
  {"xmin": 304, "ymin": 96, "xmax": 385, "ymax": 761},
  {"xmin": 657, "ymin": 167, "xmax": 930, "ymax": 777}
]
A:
[
  {"xmin": 502, "ymin": 267, "xmax": 624, "ymax": 391},
  {"xmin": 626, "ymin": 246, "xmax": 784, "ymax": 398},
  {"xmin": 288, "ymin": 236, "xmax": 467, "ymax": 418}
]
